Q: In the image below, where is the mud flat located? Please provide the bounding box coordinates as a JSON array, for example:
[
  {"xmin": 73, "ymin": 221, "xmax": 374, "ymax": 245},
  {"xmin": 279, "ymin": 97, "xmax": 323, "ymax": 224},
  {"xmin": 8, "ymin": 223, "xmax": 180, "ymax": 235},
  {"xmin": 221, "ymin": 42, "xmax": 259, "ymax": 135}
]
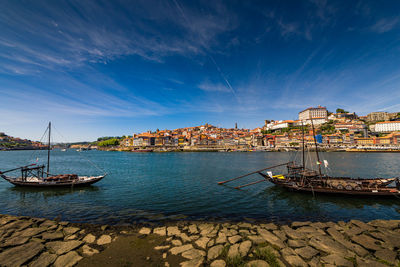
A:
[{"xmin": 0, "ymin": 214, "xmax": 399, "ymax": 266}]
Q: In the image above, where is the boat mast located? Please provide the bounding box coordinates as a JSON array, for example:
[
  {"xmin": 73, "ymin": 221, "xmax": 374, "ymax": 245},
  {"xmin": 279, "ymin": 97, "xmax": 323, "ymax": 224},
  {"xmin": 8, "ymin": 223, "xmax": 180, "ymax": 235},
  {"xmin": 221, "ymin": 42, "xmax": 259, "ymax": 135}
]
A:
[
  {"xmin": 309, "ymin": 116, "xmax": 322, "ymax": 177},
  {"xmin": 47, "ymin": 122, "xmax": 51, "ymax": 177},
  {"xmin": 302, "ymin": 121, "xmax": 305, "ymax": 169}
]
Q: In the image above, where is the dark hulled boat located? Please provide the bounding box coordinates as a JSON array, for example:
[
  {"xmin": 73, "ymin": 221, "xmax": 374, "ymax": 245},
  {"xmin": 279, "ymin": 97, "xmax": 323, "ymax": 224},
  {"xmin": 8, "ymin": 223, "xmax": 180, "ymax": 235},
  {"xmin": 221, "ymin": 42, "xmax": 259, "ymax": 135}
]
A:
[
  {"xmin": 0, "ymin": 122, "xmax": 106, "ymax": 187},
  {"xmin": 257, "ymin": 163, "xmax": 400, "ymax": 197},
  {"xmin": 219, "ymin": 118, "xmax": 400, "ymax": 197}
]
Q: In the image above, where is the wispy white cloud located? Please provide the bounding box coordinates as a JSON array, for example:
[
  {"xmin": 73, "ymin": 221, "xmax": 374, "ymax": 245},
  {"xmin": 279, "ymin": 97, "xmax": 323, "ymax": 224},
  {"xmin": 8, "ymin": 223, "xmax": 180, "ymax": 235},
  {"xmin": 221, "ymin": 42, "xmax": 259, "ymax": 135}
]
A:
[
  {"xmin": 198, "ymin": 82, "xmax": 230, "ymax": 92},
  {"xmin": 0, "ymin": 1, "xmax": 235, "ymax": 72},
  {"xmin": 370, "ymin": 17, "xmax": 399, "ymax": 33},
  {"xmin": 0, "ymin": 70, "xmax": 170, "ymax": 120},
  {"xmin": 277, "ymin": 20, "xmax": 300, "ymax": 38},
  {"xmin": 309, "ymin": 0, "xmax": 337, "ymax": 24}
]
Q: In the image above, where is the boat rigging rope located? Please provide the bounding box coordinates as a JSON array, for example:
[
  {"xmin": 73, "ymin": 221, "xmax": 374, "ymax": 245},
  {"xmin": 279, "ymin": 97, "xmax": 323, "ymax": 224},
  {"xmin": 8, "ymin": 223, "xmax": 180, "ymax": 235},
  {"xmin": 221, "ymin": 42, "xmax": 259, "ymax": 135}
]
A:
[
  {"xmin": 52, "ymin": 125, "xmax": 107, "ymax": 175},
  {"xmin": 306, "ymin": 146, "xmax": 313, "ymax": 171},
  {"xmin": 27, "ymin": 126, "xmax": 49, "ymax": 164},
  {"xmin": 291, "ymin": 147, "xmax": 300, "ymax": 165}
]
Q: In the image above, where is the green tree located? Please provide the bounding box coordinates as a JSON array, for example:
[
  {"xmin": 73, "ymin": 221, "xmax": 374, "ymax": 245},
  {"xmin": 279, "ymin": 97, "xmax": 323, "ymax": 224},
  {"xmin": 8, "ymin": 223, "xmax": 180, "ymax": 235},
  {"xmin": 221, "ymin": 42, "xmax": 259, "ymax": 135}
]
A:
[
  {"xmin": 320, "ymin": 121, "xmax": 335, "ymax": 134},
  {"xmin": 336, "ymin": 108, "xmax": 349, "ymax": 113},
  {"xmin": 97, "ymin": 138, "xmax": 120, "ymax": 147}
]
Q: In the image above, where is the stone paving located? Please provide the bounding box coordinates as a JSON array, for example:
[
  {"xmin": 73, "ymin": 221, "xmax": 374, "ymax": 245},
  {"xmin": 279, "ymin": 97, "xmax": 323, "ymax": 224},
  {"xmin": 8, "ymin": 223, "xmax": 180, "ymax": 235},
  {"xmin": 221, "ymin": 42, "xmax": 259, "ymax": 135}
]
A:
[
  {"xmin": 0, "ymin": 214, "xmax": 400, "ymax": 266},
  {"xmin": 0, "ymin": 215, "xmax": 115, "ymax": 267},
  {"xmin": 141, "ymin": 220, "xmax": 400, "ymax": 267}
]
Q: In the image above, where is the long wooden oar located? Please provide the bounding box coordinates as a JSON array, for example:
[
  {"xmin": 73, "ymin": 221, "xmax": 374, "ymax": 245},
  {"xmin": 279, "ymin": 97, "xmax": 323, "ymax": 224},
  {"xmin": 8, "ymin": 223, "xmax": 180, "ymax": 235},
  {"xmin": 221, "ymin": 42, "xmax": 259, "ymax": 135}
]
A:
[
  {"xmin": 0, "ymin": 164, "xmax": 36, "ymax": 175},
  {"xmin": 235, "ymin": 179, "xmax": 266, "ymax": 189},
  {"xmin": 217, "ymin": 162, "xmax": 289, "ymax": 185}
]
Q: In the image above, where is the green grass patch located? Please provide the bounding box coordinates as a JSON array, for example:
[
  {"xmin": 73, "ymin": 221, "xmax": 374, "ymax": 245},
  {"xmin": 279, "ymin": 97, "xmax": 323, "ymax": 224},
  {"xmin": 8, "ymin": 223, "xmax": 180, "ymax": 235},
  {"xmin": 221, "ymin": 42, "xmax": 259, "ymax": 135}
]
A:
[
  {"xmin": 220, "ymin": 244, "xmax": 230, "ymax": 259},
  {"xmin": 257, "ymin": 242, "xmax": 269, "ymax": 247},
  {"xmin": 226, "ymin": 255, "xmax": 245, "ymax": 267},
  {"xmin": 253, "ymin": 246, "xmax": 280, "ymax": 267}
]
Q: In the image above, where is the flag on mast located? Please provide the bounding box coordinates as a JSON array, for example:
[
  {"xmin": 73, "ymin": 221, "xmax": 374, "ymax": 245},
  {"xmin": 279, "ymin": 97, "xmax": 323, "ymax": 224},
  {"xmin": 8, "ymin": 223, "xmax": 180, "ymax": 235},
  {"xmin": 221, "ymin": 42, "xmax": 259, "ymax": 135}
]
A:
[{"xmin": 323, "ymin": 160, "xmax": 329, "ymax": 168}]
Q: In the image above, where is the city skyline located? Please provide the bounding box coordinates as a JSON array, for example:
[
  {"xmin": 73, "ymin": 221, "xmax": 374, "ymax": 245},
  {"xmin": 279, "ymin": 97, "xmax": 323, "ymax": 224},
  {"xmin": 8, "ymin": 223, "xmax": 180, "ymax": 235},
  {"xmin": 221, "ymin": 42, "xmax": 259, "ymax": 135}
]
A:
[{"xmin": 1, "ymin": 1, "xmax": 400, "ymax": 142}]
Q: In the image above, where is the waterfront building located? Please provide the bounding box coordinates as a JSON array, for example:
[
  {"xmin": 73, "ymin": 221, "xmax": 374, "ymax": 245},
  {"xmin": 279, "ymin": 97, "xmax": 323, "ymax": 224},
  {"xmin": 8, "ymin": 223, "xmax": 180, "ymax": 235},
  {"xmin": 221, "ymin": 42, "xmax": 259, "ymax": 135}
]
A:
[
  {"xmin": 140, "ymin": 134, "xmax": 155, "ymax": 146},
  {"xmin": 122, "ymin": 137, "xmax": 133, "ymax": 147},
  {"xmin": 221, "ymin": 138, "xmax": 238, "ymax": 146},
  {"xmin": 375, "ymin": 136, "xmax": 392, "ymax": 145},
  {"xmin": 334, "ymin": 122, "xmax": 367, "ymax": 132},
  {"xmin": 303, "ymin": 117, "xmax": 327, "ymax": 125},
  {"xmin": 325, "ymin": 134, "xmax": 343, "ymax": 145},
  {"xmin": 178, "ymin": 136, "xmax": 187, "ymax": 146},
  {"xmin": 374, "ymin": 121, "xmax": 400, "ymax": 133},
  {"xmin": 252, "ymin": 135, "xmax": 264, "ymax": 147},
  {"xmin": 298, "ymin": 106, "xmax": 328, "ymax": 121},
  {"xmin": 133, "ymin": 137, "xmax": 144, "ymax": 146},
  {"xmin": 367, "ymin": 111, "xmax": 393, "ymax": 122},
  {"xmin": 155, "ymin": 136, "xmax": 164, "ymax": 146},
  {"xmin": 343, "ymin": 133, "xmax": 355, "ymax": 144},
  {"xmin": 275, "ymin": 134, "xmax": 290, "ymax": 147},
  {"xmin": 269, "ymin": 120, "xmax": 294, "ymax": 130},
  {"xmin": 355, "ymin": 137, "xmax": 374, "ymax": 145},
  {"xmin": 393, "ymin": 132, "xmax": 400, "ymax": 144},
  {"xmin": 238, "ymin": 136, "xmax": 247, "ymax": 146}
]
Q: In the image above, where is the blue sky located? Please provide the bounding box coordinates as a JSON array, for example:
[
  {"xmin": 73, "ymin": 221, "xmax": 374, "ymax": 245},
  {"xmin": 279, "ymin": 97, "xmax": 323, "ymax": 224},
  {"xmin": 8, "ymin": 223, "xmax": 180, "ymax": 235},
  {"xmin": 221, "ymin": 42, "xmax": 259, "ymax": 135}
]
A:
[{"xmin": 1, "ymin": 0, "xmax": 400, "ymax": 141}]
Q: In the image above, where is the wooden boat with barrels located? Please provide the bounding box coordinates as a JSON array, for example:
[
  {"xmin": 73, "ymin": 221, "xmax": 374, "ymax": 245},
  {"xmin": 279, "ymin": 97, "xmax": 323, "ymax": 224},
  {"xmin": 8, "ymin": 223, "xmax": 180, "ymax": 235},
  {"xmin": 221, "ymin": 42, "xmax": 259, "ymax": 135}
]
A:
[
  {"xmin": 0, "ymin": 122, "xmax": 106, "ymax": 187},
  {"xmin": 218, "ymin": 118, "xmax": 400, "ymax": 197}
]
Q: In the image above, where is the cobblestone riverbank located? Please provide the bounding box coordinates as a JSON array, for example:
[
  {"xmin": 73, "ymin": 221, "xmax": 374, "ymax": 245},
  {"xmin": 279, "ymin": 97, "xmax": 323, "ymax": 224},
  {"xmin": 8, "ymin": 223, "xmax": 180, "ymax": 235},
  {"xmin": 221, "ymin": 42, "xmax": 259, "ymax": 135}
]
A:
[{"xmin": 0, "ymin": 214, "xmax": 399, "ymax": 266}]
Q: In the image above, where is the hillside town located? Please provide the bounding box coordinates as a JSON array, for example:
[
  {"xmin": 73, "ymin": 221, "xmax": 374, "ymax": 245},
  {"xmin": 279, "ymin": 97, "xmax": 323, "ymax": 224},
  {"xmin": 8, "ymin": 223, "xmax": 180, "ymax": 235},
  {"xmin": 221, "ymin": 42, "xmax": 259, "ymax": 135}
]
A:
[
  {"xmin": 2, "ymin": 106, "xmax": 400, "ymax": 152},
  {"xmin": 113, "ymin": 106, "xmax": 400, "ymax": 152},
  {"xmin": 0, "ymin": 132, "xmax": 46, "ymax": 150}
]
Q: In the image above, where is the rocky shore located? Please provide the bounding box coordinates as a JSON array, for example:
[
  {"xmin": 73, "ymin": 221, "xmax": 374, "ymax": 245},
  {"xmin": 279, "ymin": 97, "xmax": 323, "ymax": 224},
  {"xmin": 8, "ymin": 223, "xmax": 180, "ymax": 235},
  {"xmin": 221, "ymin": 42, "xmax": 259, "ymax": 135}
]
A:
[{"xmin": 0, "ymin": 214, "xmax": 399, "ymax": 267}]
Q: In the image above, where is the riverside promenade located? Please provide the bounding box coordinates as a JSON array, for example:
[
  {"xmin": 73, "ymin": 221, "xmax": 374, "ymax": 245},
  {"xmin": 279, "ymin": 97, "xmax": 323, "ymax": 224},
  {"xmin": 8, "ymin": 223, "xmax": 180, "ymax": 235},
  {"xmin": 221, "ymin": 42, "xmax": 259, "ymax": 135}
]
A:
[{"xmin": 0, "ymin": 214, "xmax": 399, "ymax": 267}]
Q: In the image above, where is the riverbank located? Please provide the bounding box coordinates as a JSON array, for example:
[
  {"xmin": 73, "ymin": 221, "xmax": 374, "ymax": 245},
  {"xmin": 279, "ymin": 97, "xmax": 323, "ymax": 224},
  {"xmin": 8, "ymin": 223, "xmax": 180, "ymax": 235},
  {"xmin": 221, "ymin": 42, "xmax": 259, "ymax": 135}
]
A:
[
  {"xmin": 0, "ymin": 214, "xmax": 399, "ymax": 266},
  {"xmin": 99, "ymin": 146, "xmax": 400, "ymax": 153}
]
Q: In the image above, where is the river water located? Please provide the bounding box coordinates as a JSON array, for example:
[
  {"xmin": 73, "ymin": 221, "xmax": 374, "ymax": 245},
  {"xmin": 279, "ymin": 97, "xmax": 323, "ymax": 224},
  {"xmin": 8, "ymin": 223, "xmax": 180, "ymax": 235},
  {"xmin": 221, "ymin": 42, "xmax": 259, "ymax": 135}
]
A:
[{"xmin": 0, "ymin": 150, "xmax": 399, "ymax": 225}]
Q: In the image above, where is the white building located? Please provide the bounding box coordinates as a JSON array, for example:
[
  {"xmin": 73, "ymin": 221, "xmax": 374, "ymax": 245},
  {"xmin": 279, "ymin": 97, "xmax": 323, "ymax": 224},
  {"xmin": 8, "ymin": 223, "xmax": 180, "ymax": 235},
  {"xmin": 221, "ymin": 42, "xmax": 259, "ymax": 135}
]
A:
[
  {"xmin": 299, "ymin": 106, "xmax": 328, "ymax": 121},
  {"xmin": 268, "ymin": 120, "xmax": 294, "ymax": 130},
  {"xmin": 303, "ymin": 117, "xmax": 327, "ymax": 125},
  {"xmin": 374, "ymin": 121, "xmax": 400, "ymax": 132}
]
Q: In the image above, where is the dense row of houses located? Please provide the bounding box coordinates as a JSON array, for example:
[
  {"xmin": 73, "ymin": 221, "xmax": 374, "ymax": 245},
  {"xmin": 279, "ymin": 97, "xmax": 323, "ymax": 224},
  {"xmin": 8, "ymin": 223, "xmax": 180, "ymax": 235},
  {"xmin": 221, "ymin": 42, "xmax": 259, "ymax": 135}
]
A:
[
  {"xmin": 122, "ymin": 124, "xmax": 266, "ymax": 149},
  {"xmin": 119, "ymin": 106, "xmax": 400, "ymax": 149},
  {"xmin": 121, "ymin": 128, "xmax": 400, "ymax": 149}
]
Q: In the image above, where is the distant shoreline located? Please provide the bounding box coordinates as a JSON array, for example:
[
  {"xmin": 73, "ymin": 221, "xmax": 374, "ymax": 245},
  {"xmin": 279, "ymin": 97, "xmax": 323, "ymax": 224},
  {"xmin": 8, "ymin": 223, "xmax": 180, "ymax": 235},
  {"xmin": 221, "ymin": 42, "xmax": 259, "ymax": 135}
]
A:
[
  {"xmin": 2, "ymin": 148, "xmax": 400, "ymax": 153},
  {"xmin": 98, "ymin": 147, "xmax": 400, "ymax": 153},
  {"xmin": 0, "ymin": 147, "xmax": 47, "ymax": 151}
]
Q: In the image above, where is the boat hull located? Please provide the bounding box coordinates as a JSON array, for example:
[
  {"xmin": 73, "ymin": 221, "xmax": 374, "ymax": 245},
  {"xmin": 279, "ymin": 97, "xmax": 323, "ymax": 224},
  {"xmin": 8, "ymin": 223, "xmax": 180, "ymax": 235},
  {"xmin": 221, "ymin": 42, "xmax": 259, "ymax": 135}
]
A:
[
  {"xmin": 258, "ymin": 173, "xmax": 400, "ymax": 197},
  {"xmin": 1, "ymin": 175, "xmax": 105, "ymax": 188},
  {"xmin": 278, "ymin": 183, "xmax": 400, "ymax": 197},
  {"xmin": 270, "ymin": 179, "xmax": 400, "ymax": 197}
]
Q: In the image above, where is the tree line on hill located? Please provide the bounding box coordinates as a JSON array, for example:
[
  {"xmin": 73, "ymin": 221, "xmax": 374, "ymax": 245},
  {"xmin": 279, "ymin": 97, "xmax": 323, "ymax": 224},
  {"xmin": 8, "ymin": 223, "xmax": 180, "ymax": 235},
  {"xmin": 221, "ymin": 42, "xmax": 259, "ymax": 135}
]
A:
[{"xmin": 96, "ymin": 136, "xmax": 129, "ymax": 147}]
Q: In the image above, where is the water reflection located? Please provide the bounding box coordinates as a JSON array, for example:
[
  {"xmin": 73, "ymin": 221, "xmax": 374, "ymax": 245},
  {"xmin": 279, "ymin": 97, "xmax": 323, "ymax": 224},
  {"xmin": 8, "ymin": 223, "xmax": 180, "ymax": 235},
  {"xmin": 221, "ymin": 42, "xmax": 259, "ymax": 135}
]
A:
[
  {"xmin": 1, "ymin": 150, "xmax": 400, "ymax": 224},
  {"xmin": 260, "ymin": 186, "xmax": 400, "ymax": 210},
  {"xmin": 8, "ymin": 186, "xmax": 100, "ymax": 199}
]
